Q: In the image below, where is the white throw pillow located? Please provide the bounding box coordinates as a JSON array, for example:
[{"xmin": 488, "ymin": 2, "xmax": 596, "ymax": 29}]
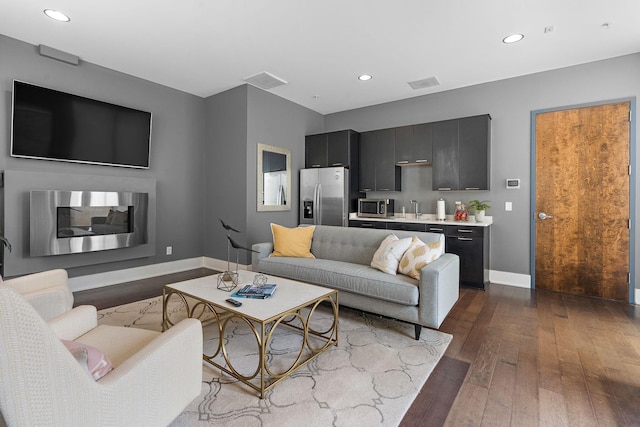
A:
[
  {"xmin": 398, "ymin": 235, "xmax": 445, "ymax": 279},
  {"xmin": 371, "ymin": 234, "xmax": 413, "ymax": 275}
]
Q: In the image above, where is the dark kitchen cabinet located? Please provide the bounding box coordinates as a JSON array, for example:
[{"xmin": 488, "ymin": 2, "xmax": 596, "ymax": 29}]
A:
[
  {"xmin": 327, "ymin": 131, "xmax": 355, "ymax": 167},
  {"xmin": 458, "ymin": 115, "xmax": 490, "ymax": 190},
  {"xmin": 305, "ymin": 133, "xmax": 327, "ymax": 168},
  {"xmin": 426, "ymin": 223, "xmax": 489, "ymax": 289},
  {"xmin": 395, "ymin": 123, "xmax": 432, "ymax": 165},
  {"xmin": 358, "ymin": 132, "xmax": 377, "ymax": 191},
  {"xmin": 443, "ymin": 225, "xmax": 489, "ymax": 289},
  {"xmin": 376, "ymin": 128, "xmax": 399, "ymax": 191},
  {"xmin": 394, "ymin": 126, "xmax": 413, "ymax": 164},
  {"xmin": 348, "ymin": 220, "xmax": 388, "ymax": 229},
  {"xmin": 359, "ymin": 129, "xmax": 401, "ymax": 191},
  {"xmin": 386, "ymin": 222, "xmax": 427, "ymax": 232},
  {"xmin": 432, "ymin": 114, "xmax": 491, "ymax": 191},
  {"xmin": 305, "ymin": 130, "xmax": 359, "ymax": 169},
  {"xmin": 350, "ymin": 218, "xmax": 490, "ymax": 289},
  {"xmin": 432, "ymin": 119, "xmax": 459, "ymax": 190}
]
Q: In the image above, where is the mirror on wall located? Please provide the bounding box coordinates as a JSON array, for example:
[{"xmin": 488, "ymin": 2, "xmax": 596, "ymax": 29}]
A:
[{"xmin": 257, "ymin": 143, "xmax": 291, "ymax": 212}]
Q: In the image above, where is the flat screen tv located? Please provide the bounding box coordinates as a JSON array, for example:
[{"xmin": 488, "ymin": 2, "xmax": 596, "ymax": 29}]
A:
[{"xmin": 11, "ymin": 80, "xmax": 152, "ymax": 169}]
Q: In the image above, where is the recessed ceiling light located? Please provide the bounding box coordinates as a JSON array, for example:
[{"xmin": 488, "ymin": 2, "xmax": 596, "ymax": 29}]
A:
[
  {"xmin": 502, "ymin": 34, "xmax": 524, "ymax": 44},
  {"xmin": 44, "ymin": 9, "xmax": 71, "ymax": 22},
  {"xmin": 358, "ymin": 74, "xmax": 372, "ymax": 81}
]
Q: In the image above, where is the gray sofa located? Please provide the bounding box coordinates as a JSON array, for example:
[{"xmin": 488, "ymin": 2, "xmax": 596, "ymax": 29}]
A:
[{"xmin": 251, "ymin": 225, "xmax": 459, "ymax": 339}]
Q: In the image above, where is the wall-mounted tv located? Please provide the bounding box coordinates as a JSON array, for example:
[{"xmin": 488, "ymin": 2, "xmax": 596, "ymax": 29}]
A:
[{"xmin": 11, "ymin": 80, "xmax": 152, "ymax": 169}]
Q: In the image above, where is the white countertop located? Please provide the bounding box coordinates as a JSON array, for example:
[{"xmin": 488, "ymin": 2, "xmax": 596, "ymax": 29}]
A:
[{"xmin": 349, "ymin": 212, "xmax": 493, "ymax": 227}]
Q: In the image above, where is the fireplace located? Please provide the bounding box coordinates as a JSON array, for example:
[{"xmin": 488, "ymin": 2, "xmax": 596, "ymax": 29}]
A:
[{"xmin": 30, "ymin": 190, "xmax": 148, "ymax": 256}]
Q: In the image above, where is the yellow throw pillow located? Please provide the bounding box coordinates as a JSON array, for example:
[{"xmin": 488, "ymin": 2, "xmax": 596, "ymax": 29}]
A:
[
  {"xmin": 270, "ymin": 224, "xmax": 316, "ymax": 258},
  {"xmin": 398, "ymin": 235, "xmax": 444, "ymax": 279}
]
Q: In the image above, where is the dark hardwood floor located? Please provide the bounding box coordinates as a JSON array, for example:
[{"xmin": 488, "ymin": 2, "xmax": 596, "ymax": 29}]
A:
[
  {"xmin": 74, "ymin": 272, "xmax": 640, "ymax": 426},
  {"xmin": 402, "ymin": 283, "xmax": 640, "ymax": 427},
  {"xmin": 72, "ymin": 268, "xmax": 216, "ymax": 310}
]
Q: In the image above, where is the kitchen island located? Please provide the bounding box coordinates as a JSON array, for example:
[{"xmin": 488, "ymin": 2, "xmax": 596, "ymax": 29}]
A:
[{"xmin": 349, "ymin": 213, "xmax": 490, "ymax": 289}]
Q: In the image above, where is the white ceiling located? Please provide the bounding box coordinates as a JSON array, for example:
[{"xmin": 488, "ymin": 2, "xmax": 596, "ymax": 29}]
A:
[{"xmin": 2, "ymin": 0, "xmax": 639, "ymax": 114}]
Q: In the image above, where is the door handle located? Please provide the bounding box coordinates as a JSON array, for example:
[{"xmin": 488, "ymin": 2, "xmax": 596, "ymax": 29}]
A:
[{"xmin": 538, "ymin": 212, "xmax": 554, "ymax": 220}]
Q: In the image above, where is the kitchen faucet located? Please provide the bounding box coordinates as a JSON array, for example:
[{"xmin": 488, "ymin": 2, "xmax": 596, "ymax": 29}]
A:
[{"xmin": 410, "ymin": 200, "xmax": 420, "ymax": 217}]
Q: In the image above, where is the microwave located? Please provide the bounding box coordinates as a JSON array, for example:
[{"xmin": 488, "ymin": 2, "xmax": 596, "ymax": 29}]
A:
[{"xmin": 357, "ymin": 198, "xmax": 394, "ymax": 218}]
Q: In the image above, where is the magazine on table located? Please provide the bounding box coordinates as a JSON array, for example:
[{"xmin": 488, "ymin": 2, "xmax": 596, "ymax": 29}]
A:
[{"xmin": 232, "ymin": 283, "xmax": 277, "ymax": 299}]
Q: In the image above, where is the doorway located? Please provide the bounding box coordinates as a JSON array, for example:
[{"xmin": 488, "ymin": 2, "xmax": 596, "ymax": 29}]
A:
[{"xmin": 531, "ymin": 100, "xmax": 634, "ymax": 302}]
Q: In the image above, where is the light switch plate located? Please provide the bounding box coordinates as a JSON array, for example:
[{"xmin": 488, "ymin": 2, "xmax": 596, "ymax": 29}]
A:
[{"xmin": 505, "ymin": 202, "xmax": 513, "ymax": 211}]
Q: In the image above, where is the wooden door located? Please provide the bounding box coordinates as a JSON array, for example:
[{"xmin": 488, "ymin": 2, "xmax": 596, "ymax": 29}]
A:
[{"xmin": 535, "ymin": 102, "xmax": 631, "ymax": 301}]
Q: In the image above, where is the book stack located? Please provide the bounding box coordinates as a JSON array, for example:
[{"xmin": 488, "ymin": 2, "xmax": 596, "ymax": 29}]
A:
[{"xmin": 232, "ymin": 284, "xmax": 277, "ymax": 299}]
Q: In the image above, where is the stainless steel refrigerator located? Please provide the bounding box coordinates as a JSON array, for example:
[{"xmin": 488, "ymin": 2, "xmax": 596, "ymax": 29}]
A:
[{"xmin": 300, "ymin": 167, "xmax": 352, "ymax": 226}]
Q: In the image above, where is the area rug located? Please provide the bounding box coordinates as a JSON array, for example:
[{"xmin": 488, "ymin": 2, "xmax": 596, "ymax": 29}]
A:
[{"xmin": 97, "ymin": 295, "xmax": 452, "ymax": 426}]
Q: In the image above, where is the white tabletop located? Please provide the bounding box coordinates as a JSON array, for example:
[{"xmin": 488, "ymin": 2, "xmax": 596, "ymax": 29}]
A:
[{"xmin": 165, "ymin": 271, "xmax": 336, "ymax": 323}]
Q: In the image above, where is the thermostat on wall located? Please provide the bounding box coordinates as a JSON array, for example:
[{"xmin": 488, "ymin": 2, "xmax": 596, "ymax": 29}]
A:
[{"xmin": 506, "ymin": 178, "xmax": 520, "ymax": 189}]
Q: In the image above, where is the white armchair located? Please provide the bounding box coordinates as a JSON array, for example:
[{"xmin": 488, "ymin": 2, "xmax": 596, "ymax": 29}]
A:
[
  {"xmin": 0, "ymin": 276, "xmax": 203, "ymax": 426},
  {"xmin": 2, "ymin": 269, "xmax": 73, "ymax": 321}
]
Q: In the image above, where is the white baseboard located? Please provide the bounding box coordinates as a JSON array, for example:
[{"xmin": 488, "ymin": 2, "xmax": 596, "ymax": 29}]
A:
[
  {"xmin": 489, "ymin": 270, "xmax": 531, "ymax": 288},
  {"xmin": 70, "ymin": 260, "xmax": 533, "ymax": 293},
  {"xmin": 490, "ymin": 271, "xmax": 640, "ymax": 304},
  {"xmin": 202, "ymin": 257, "xmax": 252, "ymax": 272},
  {"xmin": 68, "ymin": 257, "xmax": 250, "ymax": 292}
]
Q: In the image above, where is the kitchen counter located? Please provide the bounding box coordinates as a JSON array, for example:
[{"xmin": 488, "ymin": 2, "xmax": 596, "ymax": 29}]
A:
[{"xmin": 348, "ymin": 213, "xmax": 493, "ymax": 227}]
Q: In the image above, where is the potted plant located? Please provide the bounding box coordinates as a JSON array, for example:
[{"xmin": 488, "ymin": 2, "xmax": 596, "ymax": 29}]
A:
[{"xmin": 467, "ymin": 200, "xmax": 491, "ymax": 222}]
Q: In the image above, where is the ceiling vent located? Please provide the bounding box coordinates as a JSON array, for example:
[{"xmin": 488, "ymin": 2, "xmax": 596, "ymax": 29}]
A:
[
  {"xmin": 243, "ymin": 71, "xmax": 288, "ymax": 90},
  {"xmin": 407, "ymin": 76, "xmax": 440, "ymax": 90}
]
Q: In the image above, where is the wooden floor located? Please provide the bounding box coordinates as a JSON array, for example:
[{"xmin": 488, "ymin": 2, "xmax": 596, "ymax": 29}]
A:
[
  {"xmin": 74, "ymin": 272, "xmax": 640, "ymax": 426},
  {"xmin": 402, "ymin": 283, "xmax": 640, "ymax": 427},
  {"xmin": 73, "ymin": 268, "xmax": 216, "ymax": 310}
]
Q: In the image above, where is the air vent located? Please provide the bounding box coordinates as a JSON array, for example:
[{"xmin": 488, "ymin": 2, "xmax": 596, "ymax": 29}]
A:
[
  {"xmin": 407, "ymin": 76, "xmax": 440, "ymax": 90},
  {"xmin": 243, "ymin": 71, "xmax": 288, "ymax": 90}
]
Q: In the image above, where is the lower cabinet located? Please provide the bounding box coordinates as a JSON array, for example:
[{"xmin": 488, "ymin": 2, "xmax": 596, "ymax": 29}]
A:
[
  {"xmin": 350, "ymin": 220, "xmax": 489, "ymax": 289},
  {"xmin": 442, "ymin": 225, "xmax": 488, "ymax": 289},
  {"xmin": 427, "ymin": 224, "xmax": 489, "ymax": 289},
  {"xmin": 348, "ymin": 220, "xmax": 388, "ymax": 229},
  {"xmin": 386, "ymin": 222, "xmax": 427, "ymax": 232}
]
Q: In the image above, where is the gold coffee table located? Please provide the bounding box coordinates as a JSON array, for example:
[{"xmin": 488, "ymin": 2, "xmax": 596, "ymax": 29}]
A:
[{"xmin": 162, "ymin": 271, "xmax": 338, "ymax": 398}]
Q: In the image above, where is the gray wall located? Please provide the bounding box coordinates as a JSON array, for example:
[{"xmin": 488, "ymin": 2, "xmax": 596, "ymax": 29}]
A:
[
  {"xmin": 203, "ymin": 85, "xmax": 249, "ymax": 265},
  {"xmin": 0, "ymin": 35, "xmax": 206, "ymax": 278},
  {"xmin": 203, "ymin": 85, "xmax": 324, "ymax": 265},
  {"xmin": 245, "ymin": 85, "xmax": 324, "ymax": 257},
  {"xmin": 325, "ymin": 54, "xmax": 640, "ymax": 288}
]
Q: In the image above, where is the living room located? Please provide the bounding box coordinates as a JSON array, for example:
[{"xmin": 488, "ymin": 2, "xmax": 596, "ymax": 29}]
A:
[
  {"xmin": 1, "ymin": 2, "xmax": 640, "ymax": 425},
  {"xmin": 3, "ymin": 37, "xmax": 639, "ymax": 295}
]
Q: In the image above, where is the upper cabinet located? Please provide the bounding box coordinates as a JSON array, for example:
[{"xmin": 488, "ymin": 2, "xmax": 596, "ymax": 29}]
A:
[
  {"xmin": 305, "ymin": 133, "xmax": 327, "ymax": 168},
  {"xmin": 304, "ymin": 115, "xmax": 490, "ymax": 193},
  {"xmin": 359, "ymin": 129, "xmax": 401, "ymax": 192},
  {"xmin": 432, "ymin": 114, "xmax": 491, "ymax": 191},
  {"xmin": 458, "ymin": 115, "xmax": 491, "ymax": 190},
  {"xmin": 394, "ymin": 123, "xmax": 432, "ymax": 165},
  {"xmin": 305, "ymin": 130, "xmax": 359, "ymax": 168}
]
